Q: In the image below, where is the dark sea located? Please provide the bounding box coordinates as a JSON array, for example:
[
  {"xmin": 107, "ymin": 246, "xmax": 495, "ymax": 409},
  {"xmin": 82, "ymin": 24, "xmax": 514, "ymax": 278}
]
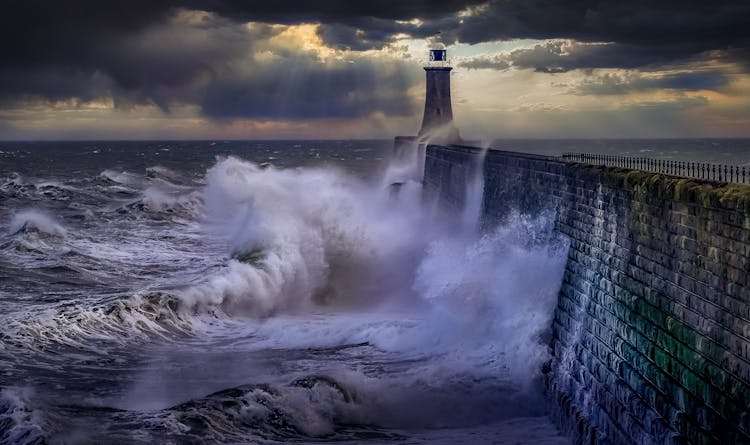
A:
[{"xmin": 0, "ymin": 138, "xmax": 744, "ymax": 444}]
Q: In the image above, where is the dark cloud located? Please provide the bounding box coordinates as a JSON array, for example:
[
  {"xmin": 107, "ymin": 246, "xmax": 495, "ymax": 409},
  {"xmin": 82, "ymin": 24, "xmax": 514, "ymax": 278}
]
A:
[
  {"xmin": 460, "ymin": 55, "xmax": 511, "ymax": 71},
  {"xmin": 450, "ymin": 1, "xmax": 750, "ymax": 56},
  {"xmin": 1, "ymin": 0, "xmax": 748, "ymax": 121},
  {"xmin": 316, "ymin": 19, "xmax": 404, "ymax": 51},
  {"xmin": 200, "ymin": 56, "xmax": 419, "ymax": 120},
  {"xmin": 396, "ymin": 1, "xmax": 750, "ymax": 71},
  {"xmin": 574, "ymin": 72, "xmax": 730, "ymax": 95},
  {"xmin": 1, "ymin": 1, "xmax": 175, "ymax": 68},
  {"xmin": 1, "ymin": 1, "xmax": 481, "ymax": 118},
  {"xmin": 183, "ymin": 0, "xmax": 484, "ymax": 23},
  {"xmin": 0, "ymin": 1, "xmax": 480, "ymax": 68},
  {"xmin": 0, "ymin": 4, "xmax": 259, "ymax": 110},
  {"xmin": 486, "ymin": 40, "xmax": 709, "ymax": 73},
  {"xmin": 0, "ymin": 68, "xmax": 111, "ymax": 105}
]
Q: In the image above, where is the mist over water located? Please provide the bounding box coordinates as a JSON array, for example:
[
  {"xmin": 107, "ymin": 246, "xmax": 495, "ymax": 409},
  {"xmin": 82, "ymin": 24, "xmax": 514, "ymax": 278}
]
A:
[{"xmin": 0, "ymin": 141, "xmax": 569, "ymax": 444}]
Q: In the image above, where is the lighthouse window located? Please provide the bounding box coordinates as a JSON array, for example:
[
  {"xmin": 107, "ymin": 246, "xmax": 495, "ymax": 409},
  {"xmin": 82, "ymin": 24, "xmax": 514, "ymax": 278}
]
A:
[{"xmin": 430, "ymin": 50, "xmax": 446, "ymax": 61}]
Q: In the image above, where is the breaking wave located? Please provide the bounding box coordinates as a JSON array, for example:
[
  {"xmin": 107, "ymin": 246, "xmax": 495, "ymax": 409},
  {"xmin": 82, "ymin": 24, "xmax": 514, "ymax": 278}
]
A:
[
  {"xmin": 3, "ymin": 155, "xmax": 568, "ymax": 381},
  {"xmin": 0, "ymin": 388, "xmax": 45, "ymax": 445},
  {"xmin": 0, "ymin": 147, "xmax": 570, "ymax": 444},
  {"xmin": 8, "ymin": 210, "xmax": 67, "ymax": 238}
]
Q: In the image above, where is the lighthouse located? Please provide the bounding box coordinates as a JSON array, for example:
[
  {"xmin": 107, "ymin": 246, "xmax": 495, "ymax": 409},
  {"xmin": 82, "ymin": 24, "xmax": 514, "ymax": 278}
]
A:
[
  {"xmin": 418, "ymin": 46, "xmax": 460, "ymax": 144},
  {"xmin": 391, "ymin": 44, "xmax": 463, "ymax": 181}
]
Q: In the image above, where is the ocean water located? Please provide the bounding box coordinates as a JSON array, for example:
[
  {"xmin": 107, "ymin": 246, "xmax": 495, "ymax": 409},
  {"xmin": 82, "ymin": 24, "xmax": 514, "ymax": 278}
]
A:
[{"xmin": 0, "ymin": 139, "xmax": 577, "ymax": 445}]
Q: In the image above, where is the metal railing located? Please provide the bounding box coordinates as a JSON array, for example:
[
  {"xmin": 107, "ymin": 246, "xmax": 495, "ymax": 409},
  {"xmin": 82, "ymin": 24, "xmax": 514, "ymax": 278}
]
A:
[{"xmin": 561, "ymin": 152, "xmax": 750, "ymax": 184}]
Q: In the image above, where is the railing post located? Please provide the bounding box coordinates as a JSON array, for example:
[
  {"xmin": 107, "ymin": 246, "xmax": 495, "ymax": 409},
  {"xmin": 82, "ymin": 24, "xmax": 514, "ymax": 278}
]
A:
[{"xmin": 562, "ymin": 152, "xmax": 749, "ymax": 184}]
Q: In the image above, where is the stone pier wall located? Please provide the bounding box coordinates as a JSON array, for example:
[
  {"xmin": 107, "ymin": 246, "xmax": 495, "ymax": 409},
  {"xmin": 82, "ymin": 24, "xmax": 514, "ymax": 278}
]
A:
[{"xmin": 423, "ymin": 144, "xmax": 750, "ymax": 445}]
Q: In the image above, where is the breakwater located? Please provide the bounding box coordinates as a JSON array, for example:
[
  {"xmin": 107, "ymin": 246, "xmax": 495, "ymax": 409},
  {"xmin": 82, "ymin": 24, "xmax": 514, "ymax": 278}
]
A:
[{"xmin": 423, "ymin": 144, "xmax": 750, "ymax": 445}]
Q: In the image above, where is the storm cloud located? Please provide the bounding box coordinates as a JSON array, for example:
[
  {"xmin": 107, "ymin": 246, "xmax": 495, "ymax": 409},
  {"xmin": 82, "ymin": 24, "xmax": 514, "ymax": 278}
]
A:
[
  {"xmin": 199, "ymin": 54, "xmax": 419, "ymax": 120},
  {"xmin": 461, "ymin": 40, "xmax": 726, "ymax": 73},
  {"xmin": 451, "ymin": 1, "xmax": 750, "ymax": 66},
  {"xmin": 1, "ymin": 0, "xmax": 749, "ymax": 122},
  {"xmin": 573, "ymin": 72, "xmax": 730, "ymax": 96}
]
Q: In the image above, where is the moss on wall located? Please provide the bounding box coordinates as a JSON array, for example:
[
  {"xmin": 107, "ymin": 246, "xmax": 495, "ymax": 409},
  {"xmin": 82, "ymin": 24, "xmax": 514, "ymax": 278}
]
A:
[
  {"xmin": 570, "ymin": 164, "xmax": 750, "ymax": 214},
  {"xmin": 424, "ymin": 146, "xmax": 750, "ymax": 445}
]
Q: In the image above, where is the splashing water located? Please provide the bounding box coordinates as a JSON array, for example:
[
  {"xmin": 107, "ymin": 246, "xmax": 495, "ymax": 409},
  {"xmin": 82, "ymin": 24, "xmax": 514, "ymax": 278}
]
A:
[
  {"xmin": 8, "ymin": 210, "xmax": 68, "ymax": 237},
  {"xmin": 0, "ymin": 141, "xmax": 570, "ymax": 444}
]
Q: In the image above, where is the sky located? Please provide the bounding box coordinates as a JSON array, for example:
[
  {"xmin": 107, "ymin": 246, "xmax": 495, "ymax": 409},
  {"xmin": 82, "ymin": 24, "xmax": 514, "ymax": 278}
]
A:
[{"xmin": 1, "ymin": 0, "xmax": 749, "ymax": 140}]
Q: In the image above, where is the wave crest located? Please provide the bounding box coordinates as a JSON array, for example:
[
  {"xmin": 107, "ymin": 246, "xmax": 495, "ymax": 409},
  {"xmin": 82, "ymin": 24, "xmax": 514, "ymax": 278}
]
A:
[
  {"xmin": 8, "ymin": 210, "xmax": 67, "ymax": 238},
  {"xmin": 176, "ymin": 156, "xmax": 429, "ymax": 317},
  {"xmin": 0, "ymin": 388, "xmax": 46, "ymax": 445}
]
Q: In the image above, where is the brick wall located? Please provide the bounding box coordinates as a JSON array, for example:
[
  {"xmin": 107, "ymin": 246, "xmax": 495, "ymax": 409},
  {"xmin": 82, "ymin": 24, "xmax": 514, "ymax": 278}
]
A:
[{"xmin": 423, "ymin": 144, "xmax": 750, "ymax": 445}]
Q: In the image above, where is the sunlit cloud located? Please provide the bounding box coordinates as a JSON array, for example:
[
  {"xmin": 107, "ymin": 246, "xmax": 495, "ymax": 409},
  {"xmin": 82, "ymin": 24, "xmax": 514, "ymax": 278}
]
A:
[{"xmin": 1, "ymin": 1, "xmax": 749, "ymax": 139}]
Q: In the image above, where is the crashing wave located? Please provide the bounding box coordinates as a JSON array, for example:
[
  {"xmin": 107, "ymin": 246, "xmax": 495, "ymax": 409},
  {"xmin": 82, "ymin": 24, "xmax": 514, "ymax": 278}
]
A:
[
  {"xmin": 0, "ymin": 388, "xmax": 46, "ymax": 445},
  {"xmin": 145, "ymin": 166, "xmax": 196, "ymax": 188},
  {"xmin": 137, "ymin": 188, "xmax": 202, "ymax": 215},
  {"xmin": 5, "ymin": 292, "xmax": 200, "ymax": 353},
  {"xmin": 177, "ymin": 156, "xmax": 430, "ymax": 317},
  {"xmin": 144, "ymin": 375, "xmax": 392, "ymax": 443},
  {"xmin": 99, "ymin": 170, "xmax": 143, "ymax": 188},
  {"xmin": 8, "ymin": 210, "xmax": 67, "ymax": 238}
]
